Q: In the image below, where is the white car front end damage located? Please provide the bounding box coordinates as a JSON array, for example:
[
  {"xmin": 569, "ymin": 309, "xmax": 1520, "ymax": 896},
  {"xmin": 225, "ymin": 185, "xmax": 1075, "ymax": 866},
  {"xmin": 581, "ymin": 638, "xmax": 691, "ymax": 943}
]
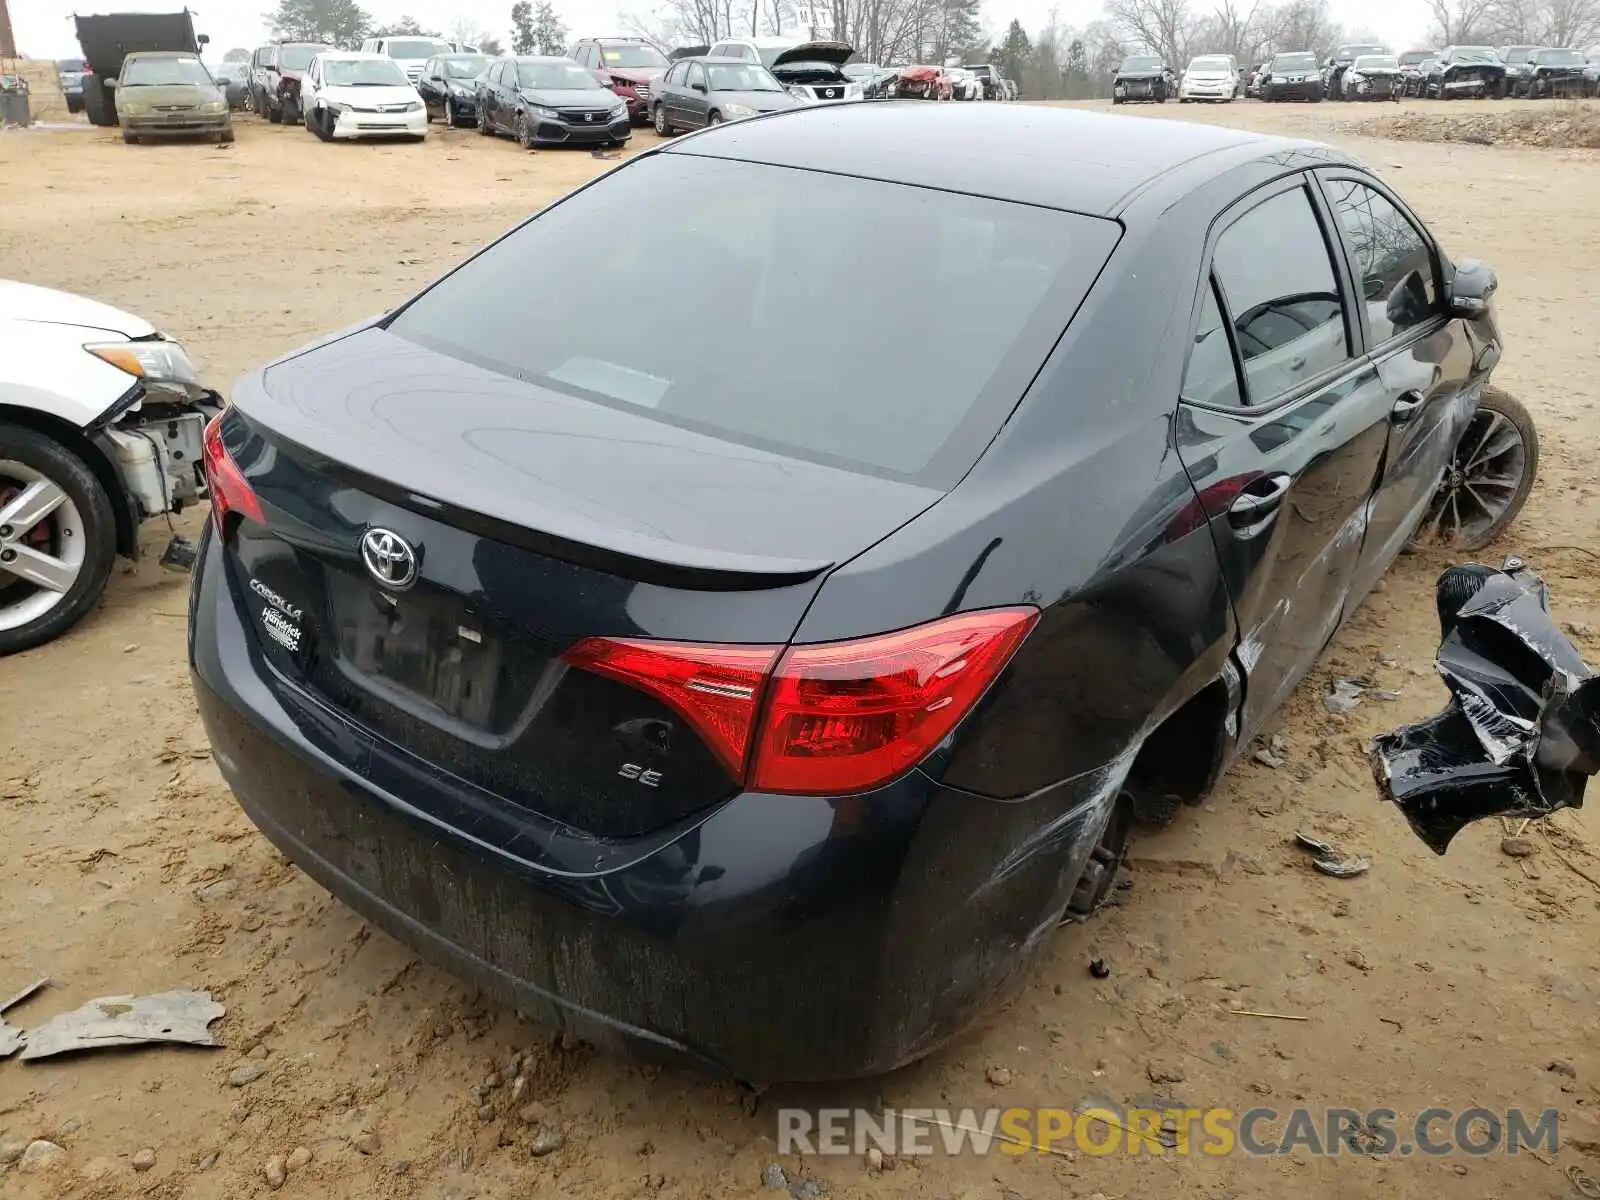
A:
[
  {"xmin": 321, "ymin": 84, "xmax": 428, "ymax": 138},
  {"xmin": 0, "ymin": 280, "xmax": 218, "ymax": 652}
]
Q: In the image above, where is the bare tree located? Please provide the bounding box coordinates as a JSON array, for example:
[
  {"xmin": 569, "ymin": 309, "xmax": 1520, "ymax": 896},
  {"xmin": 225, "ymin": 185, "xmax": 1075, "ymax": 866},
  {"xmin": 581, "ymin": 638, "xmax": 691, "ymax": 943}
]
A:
[
  {"xmin": 1106, "ymin": 0, "xmax": 1196, "ymax": 65},
  {"xmin": 1424, "ymin": 0, "xmax": 1498, "ymax": 42}
]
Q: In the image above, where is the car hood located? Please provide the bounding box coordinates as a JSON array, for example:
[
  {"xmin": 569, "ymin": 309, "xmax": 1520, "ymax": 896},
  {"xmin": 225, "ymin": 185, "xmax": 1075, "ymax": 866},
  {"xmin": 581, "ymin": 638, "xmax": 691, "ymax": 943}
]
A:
[
  {"xmin": 713, "ymin": 88, "xmax": 798, "ymax": 108},
  {"xmin": 248, "ymin": 326, "xmax": 942, "ymax": 575},
  {"xmin": 0, "ymin": 280, "xmax": 155, "ymax": 338},
  {"xmin": 1184, "ymin": 69, "xmax": 1233, "ymax": 78},
  {"xmin": 1116, "ymin": 68, "xmax": 1165, "ymax": 78},
  {"xmin": 119, "ymin": 83, "xmax": 222, "ymax": 105},
  {"xmin": 769, "ymin": 41, "xmax": 854, "ymax": 68},
  {"xmin": 322, "ymin": 84, "xmax": 419, "ymax": 105},
  {"xmin": 519, "ymin": 87, "xmax": 617, "ymax": 106}
]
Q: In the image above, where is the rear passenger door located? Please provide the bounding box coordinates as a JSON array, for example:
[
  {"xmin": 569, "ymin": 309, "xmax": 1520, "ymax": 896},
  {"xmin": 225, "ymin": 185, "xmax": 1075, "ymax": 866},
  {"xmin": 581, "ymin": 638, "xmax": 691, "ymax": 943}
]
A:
[
  {"xmin": 1175, "ymin": 175, "xmax": 1395, "ymax": 742},
  {"xmin": 1316, "ymin": 171, "xmax": 1479, "ymax": 597}
]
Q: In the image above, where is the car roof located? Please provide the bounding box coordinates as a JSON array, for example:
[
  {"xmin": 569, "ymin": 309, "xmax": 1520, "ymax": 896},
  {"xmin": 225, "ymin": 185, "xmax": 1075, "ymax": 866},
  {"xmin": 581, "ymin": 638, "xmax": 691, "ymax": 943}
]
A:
[
  {"xmin": 125, "ymin": 50, "xmax": 200, "ymax": 59},
  {"xmin": 662, "ymin": 103, "xmax": 1322, "ymax": 218}
]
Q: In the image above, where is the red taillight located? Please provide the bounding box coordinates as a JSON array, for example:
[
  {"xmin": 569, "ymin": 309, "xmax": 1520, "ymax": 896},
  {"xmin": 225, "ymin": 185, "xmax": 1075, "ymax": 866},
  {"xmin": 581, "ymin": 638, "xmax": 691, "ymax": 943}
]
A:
[
  {"xmin": 561, "ymin": 637, "xmax": 780, "ymax": 777},
  {"xmin": 752, "ymin": 608, "xmax": 1039, "ymax": 793},
  {"xmin": 201, "ymin": 413, "xmax": 264, "ymax": 527},
  {"xmin": 562, "ymin": 607, "xmax": 1038, "ymax": 795}
]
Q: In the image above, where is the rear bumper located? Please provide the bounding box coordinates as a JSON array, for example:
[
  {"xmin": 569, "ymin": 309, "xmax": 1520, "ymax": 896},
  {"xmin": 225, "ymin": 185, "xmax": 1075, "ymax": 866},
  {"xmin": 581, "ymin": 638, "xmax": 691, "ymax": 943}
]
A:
[{"xmin": 189, "ymin": 524, "xmax": 1117, "ymax": 1081}]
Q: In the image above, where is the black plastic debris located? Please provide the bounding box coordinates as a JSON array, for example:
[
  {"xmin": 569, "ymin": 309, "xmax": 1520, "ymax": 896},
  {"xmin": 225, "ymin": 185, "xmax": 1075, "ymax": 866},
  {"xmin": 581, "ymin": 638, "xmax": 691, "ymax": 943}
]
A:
[{"xmin": 1369, "ymin": 557, "xmax": 1600, "ymax": 854}]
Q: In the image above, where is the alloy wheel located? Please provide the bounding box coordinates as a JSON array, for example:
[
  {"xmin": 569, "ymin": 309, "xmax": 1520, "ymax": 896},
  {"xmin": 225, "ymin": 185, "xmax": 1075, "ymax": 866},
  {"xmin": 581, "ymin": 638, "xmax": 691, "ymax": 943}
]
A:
[
  {"xmin": 0, "ymin": 460, "xmax": 87, "ymax": 634},
  {"xmin": 1417, "ymin": 405, "xmax": 1529, "ymax": 548}
]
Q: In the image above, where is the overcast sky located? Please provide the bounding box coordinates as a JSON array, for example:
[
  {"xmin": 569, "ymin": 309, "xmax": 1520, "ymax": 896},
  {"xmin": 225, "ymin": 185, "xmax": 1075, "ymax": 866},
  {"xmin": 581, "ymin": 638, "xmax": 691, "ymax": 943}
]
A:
[{"xmin": 16, "ymin": 0, "xmax": 1432, "ymax": 62}]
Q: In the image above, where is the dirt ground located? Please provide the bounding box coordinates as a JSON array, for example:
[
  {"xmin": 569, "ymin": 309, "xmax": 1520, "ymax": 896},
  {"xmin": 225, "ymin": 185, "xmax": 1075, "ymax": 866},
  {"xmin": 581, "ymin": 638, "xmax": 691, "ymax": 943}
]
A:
[{"xmin": 1, "ymin": 98, "xmax": 1598, "ymax": 1200}]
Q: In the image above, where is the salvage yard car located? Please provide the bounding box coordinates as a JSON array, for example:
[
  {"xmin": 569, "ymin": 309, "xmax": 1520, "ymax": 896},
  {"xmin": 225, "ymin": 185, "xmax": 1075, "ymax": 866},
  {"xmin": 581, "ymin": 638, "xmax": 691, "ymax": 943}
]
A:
[
  {"xmin": 190, "ymin": 102, "xmax": 1534, "ymax": 1083},
  {"xmin": 1421, "ymin": 46, "xmax": 1507, "ymax": 98},
  {"xmin": 1341, "ymin": 53, "xmax": 1404, "ymax": 99},
  {"xmin": 1, "ymin": 281, "xmax": 217, "ymax": 655},
  {"xmin": 301, "ymin": 52, "xmax": 427, "ymax": 142},
  {"xmin": 651, "ymin": 57, "xmax": 798, "ymax": 133},
  {"xmin": 707, "ymin": 38, "xmax": 863, "ymax": 103},
  {"xmin": 1178, "ymin": 54, "xmax": 1240, "ymax": 101},
  {"xmin": 1111, "ymin": 54, "xmax": 1175, "ymax": 102},
  {"xmin": 416, "ymin": 52, "xmax": 488, "ymax": 126},
  {"xmin": 570, "ymin": 37, "xmax": 669, "ymax": 124},
  {"xmin": 1259, "ymin": 50, "xmax": 1324, "ymax": 100},
  {"xmin": 249, "ymin": 41, "xmax": 329, "ymax": 124},
  {"xmin": 477, "ymin": 56, "xmax": 631, "ymax": 148},
  {"xmin": 1523, "ymin": 48, "xmax": 1589, "ymax": 97},
  {"xmin": 56, "ymin": 58, "xmax": 86, "ymax": 113},
  {"xmin": 1322, "ymin": 42, "xmax": 1388, "ymax": 98},
  {"xmin": 1397, "ymin": 48, "xmax": 1439, "ymax": 95},
  {"xmin": 113, "ymin": 51, "xmax": 233, "ymax": 144}
]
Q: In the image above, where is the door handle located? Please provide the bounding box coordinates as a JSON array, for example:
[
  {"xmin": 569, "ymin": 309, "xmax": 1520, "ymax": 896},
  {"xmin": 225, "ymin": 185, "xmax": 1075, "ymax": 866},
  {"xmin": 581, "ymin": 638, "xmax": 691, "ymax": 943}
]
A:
[
  {"xmin": 1391, "ymin": 390, "xmax": 1426, "ymax": 424},
  {"xmin": 1227, "ymin": 473, "xmax": 1293, "ymax": 527}
]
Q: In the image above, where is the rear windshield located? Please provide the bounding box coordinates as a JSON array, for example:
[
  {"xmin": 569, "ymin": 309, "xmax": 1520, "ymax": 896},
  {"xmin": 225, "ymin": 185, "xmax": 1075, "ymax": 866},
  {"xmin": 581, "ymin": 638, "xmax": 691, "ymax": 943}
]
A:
[
  {"xmin": 57, "ymin": 59, "xmax": 85, "ymax": 71},
  {"xmin": 281, "ymin": 45, "xmax": 324, "ymax": 69},
  {"xmin": 386, "ymin": 39, "xmax": 447, "ymax": 57},
  {"xmin": 388, "ymin": 154, "xmax": 1118, "ymax": 483}
]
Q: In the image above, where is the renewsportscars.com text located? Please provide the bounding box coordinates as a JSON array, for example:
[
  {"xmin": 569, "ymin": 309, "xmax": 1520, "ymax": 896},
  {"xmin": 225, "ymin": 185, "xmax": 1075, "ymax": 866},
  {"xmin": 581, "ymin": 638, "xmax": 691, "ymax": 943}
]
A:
[{"xmin": 778, "ymin": 1106, "xmax": 1560, "ymax": 1157}]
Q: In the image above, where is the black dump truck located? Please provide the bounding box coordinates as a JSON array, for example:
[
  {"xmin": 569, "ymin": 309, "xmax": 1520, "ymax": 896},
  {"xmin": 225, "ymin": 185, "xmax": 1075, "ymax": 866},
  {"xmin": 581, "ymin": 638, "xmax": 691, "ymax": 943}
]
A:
[{"xmin": 74, "ymin": 10, "xmax": 210, "ymax": 126}]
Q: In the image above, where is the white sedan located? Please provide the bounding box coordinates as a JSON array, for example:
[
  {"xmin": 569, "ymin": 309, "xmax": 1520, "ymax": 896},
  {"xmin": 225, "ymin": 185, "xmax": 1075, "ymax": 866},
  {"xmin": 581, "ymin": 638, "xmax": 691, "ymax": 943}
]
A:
[
  {"xmin": 301, "ymin": 50, "xmax": 428, "ymax": 141},
  {"xmin": 0, "ymin": 282, "xmax": 219, "ymax": 654},
  {"xmin": 946, "ymin": 67, "xmax": 984, "ymax": 100},
  {"xmin": 1179, "ymin": 55, "xmax": 1241, "ymax": 101}
]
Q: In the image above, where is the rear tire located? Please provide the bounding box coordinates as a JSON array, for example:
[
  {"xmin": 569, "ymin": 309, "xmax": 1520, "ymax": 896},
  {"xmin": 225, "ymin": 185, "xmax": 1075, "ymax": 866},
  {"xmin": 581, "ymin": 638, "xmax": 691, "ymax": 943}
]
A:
[{"xmin": 0, "ymin": 425, "xmax": 118, "ymax": 657}]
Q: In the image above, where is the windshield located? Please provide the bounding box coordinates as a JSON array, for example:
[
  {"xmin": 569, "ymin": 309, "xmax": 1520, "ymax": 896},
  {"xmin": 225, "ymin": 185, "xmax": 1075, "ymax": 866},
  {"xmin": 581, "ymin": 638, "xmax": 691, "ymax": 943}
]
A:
[
  {"xmin": 386, "ymin": 39, "xmax": 447, "ymax": 58},
  {"xmin": 1504, "ymin": 46, "xmax": 1534, "ymax": 62},
  {"xmin": 1399, "ymin": 50, "xmax": 1434, "ymax": 64},
  {"xmin": 1337, "ymin": 45, "xmax": 1386, "ymax": 58},
  {"xmin": 281, "ymin": 45, "xmax": 324, "ymax": 70},
  {"xmin": 600, "ymin": 44, "xmax": 667, "ymax": 68},
  {"xmin": 1355, "ymin": 55, "xmax": 1399, "ymax": 69},
  {"xmin": 122, "ymin": 56, "xmax": 212, "ymax": 87},
  {"xmin": 441, "ymin": 55, "xmax": 487, "ymax": 78},
  {"xmin": 518, "ymin": 61, "xmax": 603, "ymax": 89},
  {"xmin": 1535, "ymin": 49, "xmax": 1585, "ymax": 64},
  {"xmin": 1120, "ymin": 56, "xmax": 1162, "ymax": 71},
  {"xmin": 1189, "ymin": 56, "xmax": 1232, "ymax": 70},
  {"xmin": 1450, "ymin": 47, "xmax": 1497, "ymax": 61},
  {"xmin": 707, "ymin": 63, "xmax": 783, "ymax": 90},
  {"xmin": 389, "ymin": 154, "xmax": 1119, "ymax": 483},
  {"xmin": 1273, "ymin": 52, "xmax": 1318, "ymax": 69},
  {"xmin": 323, "ymin": 57, "xmax": 410, "ymax": 86}
]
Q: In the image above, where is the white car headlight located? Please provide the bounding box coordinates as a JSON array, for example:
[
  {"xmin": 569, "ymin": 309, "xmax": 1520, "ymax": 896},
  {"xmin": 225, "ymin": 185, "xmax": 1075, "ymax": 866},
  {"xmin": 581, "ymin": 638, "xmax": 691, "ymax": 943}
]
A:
[
  {"xmin": 609, "ymin": 101, "xmax": 627, "ymax": 119},
  {"xmin": 785, "ymin": 85, "xmax": 811, "ymax": 100},
  {"xmin": 529, "ymin": 104, "xmax": 557, "ymax": 117},
  {"xmin": 85, "ymin": 338, "xmax": 200, "ymax": 388},
  {"xmin": 405, "ymin": 100, "xmax": 424, "ymax": 112},
  {"xmin": 722, "ymin": 101, "xmax": 757, "ymax": 117}
]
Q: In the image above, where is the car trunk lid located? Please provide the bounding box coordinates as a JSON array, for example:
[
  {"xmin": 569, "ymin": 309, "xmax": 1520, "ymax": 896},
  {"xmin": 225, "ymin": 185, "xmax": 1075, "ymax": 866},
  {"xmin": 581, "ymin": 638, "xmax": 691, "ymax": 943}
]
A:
[{"xmin": 215, "ymin": 331, "xmax": 942, "ymax": 837}]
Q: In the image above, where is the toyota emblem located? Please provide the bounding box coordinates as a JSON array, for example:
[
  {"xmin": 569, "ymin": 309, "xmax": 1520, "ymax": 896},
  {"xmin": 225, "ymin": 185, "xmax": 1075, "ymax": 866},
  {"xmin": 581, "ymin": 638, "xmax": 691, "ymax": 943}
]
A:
[{"xmin": 360, "ymin": 528, "xmax": 419, "ymax": 590}]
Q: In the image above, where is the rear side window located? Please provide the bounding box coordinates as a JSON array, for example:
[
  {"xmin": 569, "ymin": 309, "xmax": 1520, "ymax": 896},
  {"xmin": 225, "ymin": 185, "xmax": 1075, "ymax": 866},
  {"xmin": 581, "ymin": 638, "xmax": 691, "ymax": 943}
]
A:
[
  {"xmin": 1182, "ymin": 278, "xmax": 1242, "ymax": 407},
  {"xmin": 389, "ymin": 154, "xmax": 1119, "ymax": 484},
  {"xmin": 1324, "ymin": 177, "xmax": 1439, "ymax": 344},
  {"xmin": 1212, "ymin": 186, "xmax": 1350, "ymax": 406}
]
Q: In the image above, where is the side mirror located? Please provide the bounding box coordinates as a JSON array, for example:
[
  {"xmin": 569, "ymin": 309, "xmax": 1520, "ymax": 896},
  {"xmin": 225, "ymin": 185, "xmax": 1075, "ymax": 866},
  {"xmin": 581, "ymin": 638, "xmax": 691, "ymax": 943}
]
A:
[
  {"xmin": 198, "ymin": 34, "xmax": 211, "ymax": 46},
  {"xmin": 692, "ymin": 82, "xmax": 706, "ymax": 92},
  {"xmin": 1363, "ymin": 275, "xmax": 1385, "ymax": 301},
  {"xmin": 105, "ymin": 77, "xmax": 118, "ymax": 88},
  {"xmin": 1448, "ymin": 258, "xmax": 1498, "ymax": 318}
]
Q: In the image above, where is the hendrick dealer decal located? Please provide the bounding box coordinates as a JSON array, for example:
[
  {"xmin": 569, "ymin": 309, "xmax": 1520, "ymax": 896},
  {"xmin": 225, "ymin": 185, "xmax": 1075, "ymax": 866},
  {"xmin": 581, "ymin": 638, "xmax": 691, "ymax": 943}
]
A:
[{"xmin": 250, "ymin": 577, "xmax": 304, "ymax": 653}]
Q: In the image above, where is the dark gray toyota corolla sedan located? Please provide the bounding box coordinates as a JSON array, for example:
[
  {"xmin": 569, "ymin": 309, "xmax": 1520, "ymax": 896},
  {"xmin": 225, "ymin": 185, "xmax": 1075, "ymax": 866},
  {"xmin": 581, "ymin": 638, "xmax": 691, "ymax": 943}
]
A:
[{"xmin": 191, "ymin": 103, "xmax": 1531, "ymax": 1082}]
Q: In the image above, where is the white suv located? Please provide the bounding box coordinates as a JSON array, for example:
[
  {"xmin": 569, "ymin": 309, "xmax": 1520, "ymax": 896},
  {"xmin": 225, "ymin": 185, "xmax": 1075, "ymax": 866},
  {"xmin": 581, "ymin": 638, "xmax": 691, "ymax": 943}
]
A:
[
  {"xmin": 360, "ymin": 34, "xmax": 453, "ymax": 84},
  {"xmin": 705, "ymin": 37, "xmax": 862, "ymax": 102}
]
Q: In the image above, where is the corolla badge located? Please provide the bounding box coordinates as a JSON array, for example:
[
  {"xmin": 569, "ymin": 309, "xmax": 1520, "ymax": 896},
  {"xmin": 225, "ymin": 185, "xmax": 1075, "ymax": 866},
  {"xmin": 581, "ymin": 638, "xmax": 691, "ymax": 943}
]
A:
[{"xmin": 360, "ymin": 528, "xmax": 418, "ymax": 590}]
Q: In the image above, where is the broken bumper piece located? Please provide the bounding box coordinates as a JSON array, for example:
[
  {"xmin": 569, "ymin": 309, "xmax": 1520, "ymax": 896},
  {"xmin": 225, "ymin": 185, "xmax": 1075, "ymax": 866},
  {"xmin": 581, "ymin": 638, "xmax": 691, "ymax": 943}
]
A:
[{"xmin": 1369, "ymin": 558, "xmax": 1600, "ymax": 854}]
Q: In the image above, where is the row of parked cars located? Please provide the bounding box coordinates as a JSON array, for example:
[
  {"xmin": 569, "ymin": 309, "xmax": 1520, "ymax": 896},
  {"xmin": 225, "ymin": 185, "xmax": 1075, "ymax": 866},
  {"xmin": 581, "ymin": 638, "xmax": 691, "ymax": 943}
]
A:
[
  {"xmin": 1246, "ymin": 42, "xmax": 1600, "ymax": 101},
  {"xmin": 1109, "ymin": 41, "xmax": 1600, "ymax": 107},
  {"xmin": 184, "ymin": 35, "xmax": 1021, "ymax": 148}
]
